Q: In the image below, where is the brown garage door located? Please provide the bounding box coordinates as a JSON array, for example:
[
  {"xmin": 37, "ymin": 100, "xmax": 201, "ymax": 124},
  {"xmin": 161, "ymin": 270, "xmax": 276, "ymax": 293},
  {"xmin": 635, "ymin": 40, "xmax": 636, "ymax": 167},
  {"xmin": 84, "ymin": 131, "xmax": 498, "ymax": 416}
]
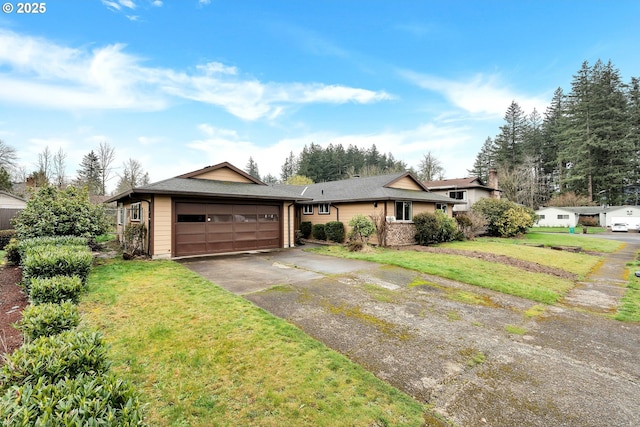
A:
[{"xmin": 174, "ymin": 202, "xmax": 281, "ymax": 257}]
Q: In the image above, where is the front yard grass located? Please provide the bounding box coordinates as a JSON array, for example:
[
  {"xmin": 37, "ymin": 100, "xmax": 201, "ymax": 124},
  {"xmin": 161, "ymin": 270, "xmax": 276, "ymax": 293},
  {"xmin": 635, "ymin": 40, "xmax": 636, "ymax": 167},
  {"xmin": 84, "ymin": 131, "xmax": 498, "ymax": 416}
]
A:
[
  {"xmin": 615, "ymin": 254, "xmax": 640, "ymax": 322},
  {"xmin": 529, "ymin": 226, "xmax": 607, "ymax": 234},
  {"xmin": 518, "ymin": 232, "xmax": 622, "ymax": 253},
  {"xmin": 310, "ymin": 246, "xmax": 575, "ymax": 304},
  {"xmin": 80, "ymin": 259, "xmax": 431, "ymax": 427},
  {"xmin": 440, "ymin": 239, "xmax": 602, "ymax": 277}
]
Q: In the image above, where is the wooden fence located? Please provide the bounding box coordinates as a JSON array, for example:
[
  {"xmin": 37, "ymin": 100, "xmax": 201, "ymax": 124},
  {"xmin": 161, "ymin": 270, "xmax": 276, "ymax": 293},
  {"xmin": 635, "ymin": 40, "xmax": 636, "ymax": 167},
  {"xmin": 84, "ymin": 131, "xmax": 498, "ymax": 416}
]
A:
[{"xmin": 0, "ymin": 208, "xmax": 23, "ymax": 229}]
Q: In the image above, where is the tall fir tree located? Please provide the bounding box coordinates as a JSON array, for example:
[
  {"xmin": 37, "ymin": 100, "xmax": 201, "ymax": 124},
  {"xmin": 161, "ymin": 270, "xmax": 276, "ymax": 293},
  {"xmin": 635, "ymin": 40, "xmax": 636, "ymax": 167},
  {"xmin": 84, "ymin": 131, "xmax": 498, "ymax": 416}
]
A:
[
  {"xmin": 76, "ymin": 150, "xmax": 102, "ymax": 195},
  {"xmin": 468, "ymin": 137, "xmax": 495, "ymax": 183},
  {"xmin": 245, "ymin": 156, "xmax": 261, "ymax": 181},
  {"xmin": 493, "ymin": 101, "xmax": 529, "ymax": 169}
]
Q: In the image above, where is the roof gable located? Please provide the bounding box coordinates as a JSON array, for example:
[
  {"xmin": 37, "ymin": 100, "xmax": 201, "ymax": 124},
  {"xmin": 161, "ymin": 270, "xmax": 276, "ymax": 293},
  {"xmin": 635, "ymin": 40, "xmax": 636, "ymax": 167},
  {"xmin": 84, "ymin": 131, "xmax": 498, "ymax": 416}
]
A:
[
  {"xmin": 176, "ymin": 162, "xmax": 265, "ymax": 185},
  {"xmin": 424, "ymin": 176, "xmax": 493, "ymax": 190},
  {"xmin": 385, "ymin": 173, "xmax": 428, "ymax": 191}
]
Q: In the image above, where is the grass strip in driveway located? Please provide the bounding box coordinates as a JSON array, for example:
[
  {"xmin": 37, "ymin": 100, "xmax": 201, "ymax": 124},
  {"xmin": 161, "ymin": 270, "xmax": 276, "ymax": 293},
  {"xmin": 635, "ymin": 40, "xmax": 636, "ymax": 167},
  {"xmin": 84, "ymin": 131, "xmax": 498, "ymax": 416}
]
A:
[
  {"xmin": 80, "ymin": 258, "xmax": 432, "ymax": 427},
  {"xmin": 615, "ymin": 255, "xmax": 640, "ymax": 322},
  {"xmin": 310, "ymin": 246, "xmax": 575, "ymax": 304},
  {"xmin": 440, "ymin": 239, "xmax": 603, "ymax": 277}
]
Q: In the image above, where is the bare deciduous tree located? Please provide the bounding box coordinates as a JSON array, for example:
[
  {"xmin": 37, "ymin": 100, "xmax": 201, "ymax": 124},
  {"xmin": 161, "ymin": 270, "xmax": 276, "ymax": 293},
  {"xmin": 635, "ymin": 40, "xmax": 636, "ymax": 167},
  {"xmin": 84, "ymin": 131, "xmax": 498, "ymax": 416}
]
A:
[
  {"xmin": 98, "ymin": 141, "xmax": 116, "ymax": 195},
  {"xmin": 0, "ymin": 139, "xmax": 18, "ymax": 171},
  {"xmin": 418, "ymin": 152, "xmax": 445, "ymax": 181},
  {"xmin": 53, "ymin": 147, "xmax": 67, "ymax": 188},
  {"xmin": 116, "ymin": 158, "xmax": 150, "ymax": 194}
]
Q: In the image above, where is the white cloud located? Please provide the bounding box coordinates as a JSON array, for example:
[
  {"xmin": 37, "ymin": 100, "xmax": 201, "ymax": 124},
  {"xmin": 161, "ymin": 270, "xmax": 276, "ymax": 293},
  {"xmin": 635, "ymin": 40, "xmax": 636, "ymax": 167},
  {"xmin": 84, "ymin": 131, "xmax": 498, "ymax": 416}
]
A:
[
  {"xmin": 101, "ymin": 0, "xmax": 136, "ymax": 11},
  {"xmin": 185, "ymin": 121, "xmax": 475, "ymax": 182},
  {"xmin": 401, "ymin": 70, "xmax": 549, "ymax": 117},
  {"xmin": 0, "ymin": 30, "xmax": 391, "ymax": 119}
]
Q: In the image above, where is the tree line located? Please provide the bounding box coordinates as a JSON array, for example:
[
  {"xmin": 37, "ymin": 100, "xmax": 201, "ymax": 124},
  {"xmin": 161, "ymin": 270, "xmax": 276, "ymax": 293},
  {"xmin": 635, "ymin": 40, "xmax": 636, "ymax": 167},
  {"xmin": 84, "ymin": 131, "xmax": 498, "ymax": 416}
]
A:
[
  {"xmin": 469, "ymin": 59, "xmax": 640, "ymax": 208},
  {"xmin": 245, "ymin": 143, "xmax": 446, "ymax": 184},
  {"xmin": 0, "ymin": 140, "xmax": 150, "ymax": 197}
]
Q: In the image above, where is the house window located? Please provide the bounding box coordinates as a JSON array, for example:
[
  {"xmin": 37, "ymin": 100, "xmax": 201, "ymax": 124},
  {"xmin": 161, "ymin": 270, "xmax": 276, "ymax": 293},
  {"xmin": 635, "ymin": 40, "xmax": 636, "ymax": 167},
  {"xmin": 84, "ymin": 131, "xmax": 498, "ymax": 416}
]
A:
[
  {"xmin": 303, "ymin": 205, "xmax": 313, "ymax": 215},
  {"xmin": 436, "ymin": 203, "xmax": 448, "ymax": 213},
  {"xmin": 117, "ymin": 205, "xmax": 124, "ymax": 225},
  {"xmin": 557, "ymin": 214, "xmax": 569, "ymax": 220},
  {"xmin": 449, "ymin": 190, "xmax": 466, "ymax": 200},
  {"xmin": 395, "ymin": 201, "xmax": 412, "ymax": 221},
  {"xmin": 318, "ymin": 203, "xmax": 330, "ymax": 215},
  {"xmin": 130, "ymin": 202, "xmax": 142, "ymax": 222},
  {"xmin": 539, "ymin": 215, "xmax": 545, "ymax": 220}
]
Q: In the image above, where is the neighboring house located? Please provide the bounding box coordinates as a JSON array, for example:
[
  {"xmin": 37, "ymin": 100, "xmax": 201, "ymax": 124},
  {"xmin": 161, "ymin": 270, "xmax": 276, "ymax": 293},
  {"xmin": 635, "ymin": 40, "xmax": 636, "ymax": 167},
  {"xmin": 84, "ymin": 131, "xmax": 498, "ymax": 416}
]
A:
[
  {"xmin": 107, "ymin": 162, "xmax": 462, "ymax": 259},
  {"xmin": 534, "ymin": 205, "xmax": 640, "ymax": 228},
  {"xmin": 276, "ymin": 171, "xmax": 463, "ymax": 246},
  {"xmin": 0, "ymin": 191, "xmax": 27, "ymax": 229},
  {"xmin": 424, "ymin": 170, "xmax": 500, "ymax": 214}
]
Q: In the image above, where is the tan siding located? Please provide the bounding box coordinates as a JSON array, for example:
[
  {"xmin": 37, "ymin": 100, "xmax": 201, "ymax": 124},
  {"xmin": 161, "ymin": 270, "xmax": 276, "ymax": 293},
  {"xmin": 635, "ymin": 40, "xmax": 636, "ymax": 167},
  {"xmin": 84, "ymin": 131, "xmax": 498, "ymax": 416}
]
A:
[
  {"xmin": 152, "ymin": 196, "xmax": 172, "ymax": 258},
  {"xmin": 301, "ymin": 200, "xmax": 444, "ymax": 245},
  {"xmin": 387, "ymin": 176, "xmax": 422, "ymax": 190},
  {"xmin": 190, "ymin": 167, "xmax": 254, "ymax": 183},
  {"xmin": 281, "ymin": 202, "xmax": 296, "ymax": 248}
]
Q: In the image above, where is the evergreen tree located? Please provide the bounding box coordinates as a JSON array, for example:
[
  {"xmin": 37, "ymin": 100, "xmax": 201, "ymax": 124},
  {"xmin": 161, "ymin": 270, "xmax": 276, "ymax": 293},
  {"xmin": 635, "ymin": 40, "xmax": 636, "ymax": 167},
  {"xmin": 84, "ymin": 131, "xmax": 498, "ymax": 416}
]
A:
[
  {"xmin": 0, "ymin": 167, "xmax": 12, "ymax": 192},
  {"xmin": 468, "ymin": 137, "xmax": 495, "ymax": 183},
  {"xmin": 628, "ymin": 77, "xmax": 640, "ymax": 203},
  {"xmin": 76, "ymin": 151, "xmax": 102, "ymax": 195},
  {"xmin": 280, "ymin": 151, "xmax": 298, "ymax": 182},
  {"xmin": 245, "ymin": 156, "xmax": 261, "ymax": 180},
  {"xmin": 494, "ymin": 101, "xmax": 529, "ymax": 169},
  {"xmin": 541, "ymin": 87, "xmax": 567, "ymax": 195}
]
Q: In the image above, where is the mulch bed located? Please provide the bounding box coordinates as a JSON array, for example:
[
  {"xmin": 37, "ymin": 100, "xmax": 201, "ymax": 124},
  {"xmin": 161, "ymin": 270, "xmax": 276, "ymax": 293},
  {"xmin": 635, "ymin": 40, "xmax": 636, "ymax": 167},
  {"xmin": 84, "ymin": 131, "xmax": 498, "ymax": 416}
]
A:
[{"xmin": 0, "ymin": 265, "xmax": 27, "ymax": 358}]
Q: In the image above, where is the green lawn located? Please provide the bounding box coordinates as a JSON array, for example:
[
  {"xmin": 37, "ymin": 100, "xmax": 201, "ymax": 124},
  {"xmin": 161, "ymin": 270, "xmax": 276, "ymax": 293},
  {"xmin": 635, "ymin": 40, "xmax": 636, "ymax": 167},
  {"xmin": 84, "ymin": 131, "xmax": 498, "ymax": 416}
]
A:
[
  {"xmin": 80, "ymin": 259, "xmax": 435, "ymax": 427},
  {"xmin": 440, "ymin": 238, "xmax": 602, "ymax": 277},
  {"xmin": 310, "ymin": 246, "xmax": 575, "ymax": 304},
  {"xmin": 530, "ymin": 226, "xmax": 607, "ymax": 234},
  {"xmin": 615, "ymin": 254, "xmax": 640, "ymax": 322},
  {"xmin": 517, "ymin": 232, "xmax": 622, "ymax": 253}
]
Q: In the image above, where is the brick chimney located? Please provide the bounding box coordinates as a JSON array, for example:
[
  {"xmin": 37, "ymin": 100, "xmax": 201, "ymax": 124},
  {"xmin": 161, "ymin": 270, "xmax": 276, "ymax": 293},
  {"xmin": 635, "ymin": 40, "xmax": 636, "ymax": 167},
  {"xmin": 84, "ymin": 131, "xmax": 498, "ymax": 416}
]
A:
[{"xmin": 488, "ymin": 168, "xmax": 500, "ymax": 199}]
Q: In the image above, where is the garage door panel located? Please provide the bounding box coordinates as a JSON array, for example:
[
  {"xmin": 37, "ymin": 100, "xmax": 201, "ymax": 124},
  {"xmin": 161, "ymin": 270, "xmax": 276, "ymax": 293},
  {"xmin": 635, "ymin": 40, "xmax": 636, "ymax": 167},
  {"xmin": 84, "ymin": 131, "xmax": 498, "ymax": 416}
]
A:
[{"xmin": 175, "ymin": 202, "xmax": 281, "ymax": 257}]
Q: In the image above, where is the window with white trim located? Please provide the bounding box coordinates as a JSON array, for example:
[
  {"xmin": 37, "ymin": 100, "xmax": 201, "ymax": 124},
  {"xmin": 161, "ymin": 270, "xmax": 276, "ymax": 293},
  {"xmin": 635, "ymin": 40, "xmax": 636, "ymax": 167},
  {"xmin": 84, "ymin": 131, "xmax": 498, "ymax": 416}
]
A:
[
  {"xmin": 557, "ymin": 214, "xmax": 569, "ymax": 220},
  {"xmin": 117, "ymin": 205, "xmax": 124, "ymax": 225},
  {"xmin": 318, "ymin": 203, "xmax": 330, "ymax": 215},
  {"xmin": 303, "ymin": 205, "xmax": 313, "ymax": 215},
  {"xmin": 449, "ymin": 190, "xmax": 466, "ymax": 200},
  {"xmin": 539, "ymin": 214, "xmax": 546, "ymax": 220},
  {"xmin": 395, "ymin": 201, "xmax": 412, "ymax": 221},
  {"xmin": 436, "ymin": 203, "xmax": 447, "ymax": 213},
  {"xmin": 130, "ymin": 202, "xmax": 142, "ymax": 222}
]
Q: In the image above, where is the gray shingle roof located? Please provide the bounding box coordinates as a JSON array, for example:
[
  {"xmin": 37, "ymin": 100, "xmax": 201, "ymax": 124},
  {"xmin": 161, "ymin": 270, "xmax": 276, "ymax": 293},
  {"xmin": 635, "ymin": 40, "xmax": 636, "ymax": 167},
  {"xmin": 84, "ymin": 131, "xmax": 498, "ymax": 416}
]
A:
[
  {"xmin": 274, "ymin": 172, "xmax": 463, "ymax": 204},
  {"xmin": 108, "ymin": 177, "xmax": 308, "ymax": 202},
  {"xmin": 108, "ymin": 170, "xmax": 462, "ymax": 205}
]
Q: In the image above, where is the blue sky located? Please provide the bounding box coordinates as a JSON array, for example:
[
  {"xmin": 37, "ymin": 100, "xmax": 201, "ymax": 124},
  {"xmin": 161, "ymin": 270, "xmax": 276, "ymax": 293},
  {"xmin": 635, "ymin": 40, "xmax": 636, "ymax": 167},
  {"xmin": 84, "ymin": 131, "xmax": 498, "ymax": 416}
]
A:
[{"xmin": 1, "ymin": 1, "xmax": 639, "ymax": 191}]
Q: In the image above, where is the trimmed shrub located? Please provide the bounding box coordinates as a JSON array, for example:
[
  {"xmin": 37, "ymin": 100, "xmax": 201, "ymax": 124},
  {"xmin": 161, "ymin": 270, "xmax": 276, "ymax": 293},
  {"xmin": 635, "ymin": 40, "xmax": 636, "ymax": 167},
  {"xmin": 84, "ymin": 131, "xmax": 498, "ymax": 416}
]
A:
[
  {"xmin": 414, "ymin": 211, "xmax": 460, "ymax": 245},
  {"xmin": 312, "ymin": 223, "xmax": 326, "ymax": 240},
  {"xmin": 29, "ymin": 275, "xmax": 84, "ymax": 304},
  {"xmin": 4, "ymin": 238, "xmax": 20, "ymax": 266},
  {"xmin": 22, "ymin": 245, "xmax": 92, "ymax": 284},
  {"xmin": 348, "ymin": 214, "xmax": 375, "ymax": 243},
  {"xmin": 0, "ymin": 329, "xmax": 109, "ymax": 393},
  {"xmin": 0, "ymin": 373, "xmax": 147, "ymax": 426},
  {"xmin": 325, "ymin": 221, "xmax": 345, "ymax": 243},
  {"xmin": 300, "ymin": 221, "xmax": 312, "ymax": 238},
  {"xmin": 0, "ymin": 229, "xmax": 16, "ymax": 250},
  {"xmin": 15, "ymin": 302, "xmax": 80, "ymax": 342}
]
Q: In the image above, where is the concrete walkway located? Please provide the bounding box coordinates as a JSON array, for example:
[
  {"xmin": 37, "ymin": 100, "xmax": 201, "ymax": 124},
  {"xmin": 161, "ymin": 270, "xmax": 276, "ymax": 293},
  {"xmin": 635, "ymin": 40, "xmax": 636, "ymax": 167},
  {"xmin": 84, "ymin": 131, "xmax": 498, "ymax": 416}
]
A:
[{"xmin": 563, "ymin": 241, "xmax": 640, "ymax": 312}]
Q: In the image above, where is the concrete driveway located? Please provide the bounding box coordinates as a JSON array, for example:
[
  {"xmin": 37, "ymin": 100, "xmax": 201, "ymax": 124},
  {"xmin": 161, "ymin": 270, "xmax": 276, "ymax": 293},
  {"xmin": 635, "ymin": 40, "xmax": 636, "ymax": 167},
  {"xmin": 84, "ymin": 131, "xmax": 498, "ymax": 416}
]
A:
[{"xmin": 181, "ymin": 245, "xmax": 640, "ymax": 427}]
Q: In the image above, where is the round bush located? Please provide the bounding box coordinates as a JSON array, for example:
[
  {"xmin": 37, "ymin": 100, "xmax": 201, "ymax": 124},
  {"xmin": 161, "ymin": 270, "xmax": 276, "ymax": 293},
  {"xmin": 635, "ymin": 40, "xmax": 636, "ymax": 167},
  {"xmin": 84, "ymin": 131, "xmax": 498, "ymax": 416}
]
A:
[
  {"xmin": 348, "ymin": 215, "xmax": 375, "ymax": 243},
  {"xmin": 0, "ymin": 373, "xmax": 146, "ymax": 426},
  {"xmin": 413, "ymin": 211, "xmax": 459, "ymax": 245},
  {"xmin": 312, "ymin": 223, "xmax": 326, "ymax": 240},
  {"xmin": 0, "ymin": 329, "xmax": 109, "ymax": 393},
  {"xmin": 16, "ymin": 302, "xmax": 80, "ymax": 342},
  {"xmin": 300, "ymin": 221, "xmax": 312, "ymax": 239},
  {"xmin": 325, "ymin": 221, "xmax": 345, "ymax": 243},
  {"xmin": 29, "ymin": 275, "xmax": 84, "ymax": 305}
]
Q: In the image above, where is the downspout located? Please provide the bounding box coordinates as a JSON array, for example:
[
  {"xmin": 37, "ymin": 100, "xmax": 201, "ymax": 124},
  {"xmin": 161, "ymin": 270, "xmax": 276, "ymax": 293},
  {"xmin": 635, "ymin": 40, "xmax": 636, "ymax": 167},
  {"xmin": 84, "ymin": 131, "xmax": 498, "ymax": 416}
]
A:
[
  {"xmin": 287, "ymin": 203, "xmax": 294, "ymax": 248},
  {"xmin": 334, "ymin": 204, "xmax": 339, "ymax": 222}
]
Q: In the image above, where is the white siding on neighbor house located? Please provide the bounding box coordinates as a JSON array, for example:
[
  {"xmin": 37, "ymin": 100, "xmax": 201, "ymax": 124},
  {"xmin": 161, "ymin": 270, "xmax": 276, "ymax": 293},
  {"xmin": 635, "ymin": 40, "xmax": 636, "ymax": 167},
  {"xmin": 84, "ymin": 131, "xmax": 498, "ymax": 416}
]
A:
[
  {"xmin": 534, "ymin": 207, "xmax": 578, "ymax": 227},
  {"xmin": 603, "ymin": 206, "xmax": 640, "ymax": 228}
]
